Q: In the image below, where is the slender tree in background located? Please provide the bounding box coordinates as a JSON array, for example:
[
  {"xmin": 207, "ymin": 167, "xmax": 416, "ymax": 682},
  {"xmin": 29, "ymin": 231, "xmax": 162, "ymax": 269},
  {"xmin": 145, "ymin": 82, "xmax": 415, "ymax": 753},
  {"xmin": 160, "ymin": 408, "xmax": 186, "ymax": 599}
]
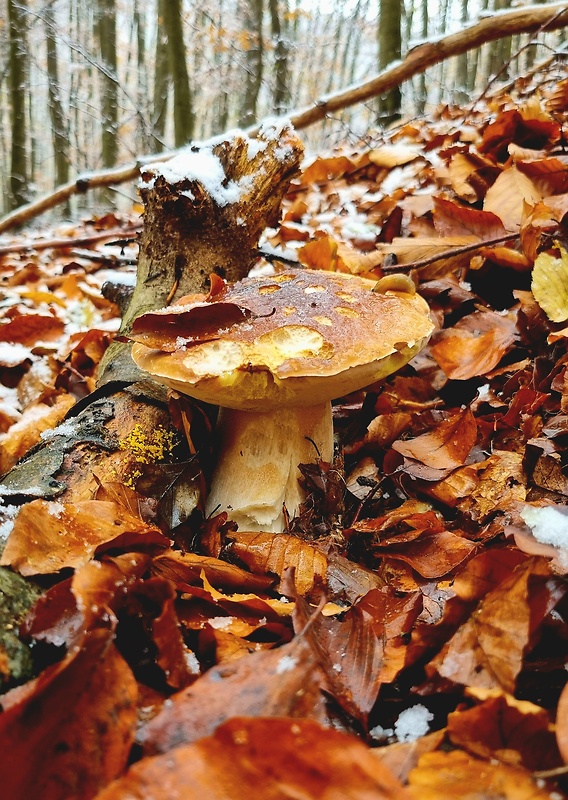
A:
[
  {"xmin": 162, "ymin": 0, "xmax": 194, "ymax": 147},
  {"xmin": 8, "ymin": 0, "xmax": 29, "ymax": 210},
  {"xmin": 95, "ymin": 0, "xmax": 119, "ymax": 169},
  {"xmin": 153, "ymin": 0, "xmax": 170, "ymax": 151},
  {"xmin": 269, "ymin": 0, "xmax": 291, "ymax": 115},
  {"xmin": 44, "ymin": 4, "xmax": 70, "ymax": 194},
  {"xmin": 239, "ymin": 0, "xmax": 265, "ymax": 127},
  {"xmin": 377, "ymin": 0, "xmax": 402, "ymax": 124}
]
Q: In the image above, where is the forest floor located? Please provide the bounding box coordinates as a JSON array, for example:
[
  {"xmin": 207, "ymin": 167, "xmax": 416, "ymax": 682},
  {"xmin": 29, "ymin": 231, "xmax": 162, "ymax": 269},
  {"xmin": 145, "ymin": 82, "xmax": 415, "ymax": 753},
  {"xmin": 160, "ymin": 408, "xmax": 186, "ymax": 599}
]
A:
[{"xmin": 2, "ymin": 64, "xmax": 568, "ymax": 798}]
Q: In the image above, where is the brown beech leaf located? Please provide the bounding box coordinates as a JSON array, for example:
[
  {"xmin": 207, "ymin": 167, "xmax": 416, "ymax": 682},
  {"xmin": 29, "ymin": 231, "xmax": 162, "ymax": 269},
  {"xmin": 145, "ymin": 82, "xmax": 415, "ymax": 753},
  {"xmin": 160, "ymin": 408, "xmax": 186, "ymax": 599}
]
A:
[
  {"xmin": 430, "ymin": 308, "xmax": 517, "ymax": 380},
  {"xmin": 555, "ymin": 679, "xmax": 568, "ymax": 763},
  {"xmin": 483, "ymin": 166, "xmax": 541, "ymax": 231},
  {"xmin": 374, "ymin": 730, "xmax": 446, "ymax": 783},
  {"xmin": 433, "ymin": 197, "xmax": 507, "ymax": 239},
  {"xmin": 151, "ymin": 550, "xmax": 276, "ymax": 594},
  {"xmin": 23, "ymin": 553, "xmax": 151, "ymax": 650},
  {"xmin": 381, "ymin": 530, "xmax": 476, "ymax": 579},
  {"xmin": 131, "ymin": 577, "xmax": 196, "ymax": 690},
  {"xmin": 294, "ymin": 593, "xmax": 389, "ymax": 724},
  {"xmin": 227, "ymin": 531, "xmax": 328, "ymax": 597},
  {"xmin": 457, "ymin": 451, "xmax": 526, "ymax": 522},
  {"xmin": 516, "ymin": 157, "xmax": 568, "ymax": 196},
  {"xmin": 0, "ymin": 312, "xmax": 65, "ymax": 345},
  {"xmin": 447, "ymin": 690, "xmax": 561, "ymax": 771},
  {"xmin": 298, "ymin": 234, "xmax": 381, "ymax": 274},
  {"xmin": 392, "ymin": 406, "xmax": 477, "ymax": 470},
  {"xmin": 0, "ymin": 629, "xmax": 137, "ymax": 800},
  {"xmin": 301, "ymin": 154, "xmax": 359, "ymax": 183},
  {"xmin": 99, "ymin": 717, "xmax": 409, "ymax": 800},
  {"xmin": 140, "ymin": 636, "xmax": 330, "ymax": 755},
  {"xmin": 1, "ymin": 499, "xmax": 169, "ymax": 576},
  {"xmin": 368, "ymin": 144, "xmax": 421, "ymax": 168},
  {"xmin": 129, "ymin": 300, "xmax": 252, "ymax": 351},
  {"xmin": 408, "ymin": 749, "xmax": 551, "ymax": 799},
  {"xmin": 427, "ymin": 557, "xmax": 564, "ymax": 693}
]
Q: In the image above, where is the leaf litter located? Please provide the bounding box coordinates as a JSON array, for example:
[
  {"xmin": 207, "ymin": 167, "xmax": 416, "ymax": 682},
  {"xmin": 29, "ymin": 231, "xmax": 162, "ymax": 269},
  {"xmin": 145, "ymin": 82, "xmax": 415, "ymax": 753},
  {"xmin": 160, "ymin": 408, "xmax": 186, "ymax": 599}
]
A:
[{"xmin": 3, "ymin": 68, "xmax": 568, "ymax": 798}]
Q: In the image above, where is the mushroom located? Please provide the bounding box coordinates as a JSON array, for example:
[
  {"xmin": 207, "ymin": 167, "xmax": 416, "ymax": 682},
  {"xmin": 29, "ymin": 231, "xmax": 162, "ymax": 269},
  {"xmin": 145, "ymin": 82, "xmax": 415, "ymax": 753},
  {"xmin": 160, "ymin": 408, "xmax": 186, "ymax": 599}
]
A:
[{"xmin": 129, "ymin": 268, "xmax": 434, "ymax": 532}]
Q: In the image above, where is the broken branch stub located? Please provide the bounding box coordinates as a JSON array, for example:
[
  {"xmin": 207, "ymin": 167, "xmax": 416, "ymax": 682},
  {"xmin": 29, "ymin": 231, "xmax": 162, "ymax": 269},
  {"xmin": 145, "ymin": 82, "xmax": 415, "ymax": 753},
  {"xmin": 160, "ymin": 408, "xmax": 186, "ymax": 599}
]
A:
[{"xmin": 99, "ymin": 121, "xmax": 304, "ymax": 386}]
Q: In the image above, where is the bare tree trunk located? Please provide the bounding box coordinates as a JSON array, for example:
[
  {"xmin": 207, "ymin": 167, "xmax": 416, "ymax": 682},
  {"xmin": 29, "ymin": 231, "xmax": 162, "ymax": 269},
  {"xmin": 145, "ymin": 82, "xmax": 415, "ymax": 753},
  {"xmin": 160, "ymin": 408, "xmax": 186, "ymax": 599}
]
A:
[
  {"xmin": 44, "ymin": 4, "xmax": 70, "ymax": 204},
  {"xmin": 153, "ymin": 0, "xmax": 170, "ymax": 151},
  {"xmin": 8, "ymin": 0, "xmax": 29, "ymax": 210},
  {"xmin": 162, "ymin": 0, "xmax": 194, "ymax": 147},
  {"xmin": 377, "ymin": 0, "xmax": 402, "ymax": 125},
  {"xmin": 454, "ymin": 0, "xmax": 469, "ymax": 103},
  {"xmin": 239, "ymin": 0, "xmax": 265, "ymax": 127},
  {"xmin": 95, "ymin": 0, "xmax": 119, "ymax": 170},
  {"xmin": 269, "ymin": 0, "xmax": 290, "ymax": 115}
]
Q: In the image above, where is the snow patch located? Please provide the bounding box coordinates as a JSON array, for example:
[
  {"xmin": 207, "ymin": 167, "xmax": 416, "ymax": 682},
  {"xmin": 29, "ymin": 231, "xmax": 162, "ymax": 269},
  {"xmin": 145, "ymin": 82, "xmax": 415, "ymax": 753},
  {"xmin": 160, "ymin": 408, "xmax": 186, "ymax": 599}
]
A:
[
  {"xmin": 275, "ymin": 654, "xmax": 298, "ymax": 674},
  {"xmin": 394, "ymin": 704, "xmax": 434, "ymax": 742}
]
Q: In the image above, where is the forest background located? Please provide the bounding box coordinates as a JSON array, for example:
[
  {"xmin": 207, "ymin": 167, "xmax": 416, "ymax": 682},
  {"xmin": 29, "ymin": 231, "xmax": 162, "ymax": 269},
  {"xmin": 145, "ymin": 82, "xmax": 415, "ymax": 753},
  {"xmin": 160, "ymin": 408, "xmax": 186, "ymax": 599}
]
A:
[{"xmin": 2, "ymin": 0, "xmax": 567, "ymax": 221}]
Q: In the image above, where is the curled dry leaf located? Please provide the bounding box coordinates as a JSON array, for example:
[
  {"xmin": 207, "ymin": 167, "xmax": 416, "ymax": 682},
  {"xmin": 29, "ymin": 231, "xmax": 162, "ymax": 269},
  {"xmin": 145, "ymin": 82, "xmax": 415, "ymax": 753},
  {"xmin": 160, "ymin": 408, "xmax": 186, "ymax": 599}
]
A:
[
  {"xmin": 140, "ymin": 636, "xmax": 330, "ymax": 756},
  {"xmin": 151, "ymin": 550, "xmax": 276, "ymax": 594},
  {"xmin": 531, "ymin": 245, "xmax": 568, "ymax": 323},
  {"xmin": 430, "ymin": 308, "xmax": 517, "ymax": 380},
  {"xmin": 0, "ymin": 499, "xmax": 169, "ymax": 576},
  {"xmin": 483, "ymin": 166, "xmax": 541, "ymax": 231},
  {"xmin": 555, "ymin": 679, "xmax": 568, "ymax": 763},
  {"xmin": 447, "ymin": 690, "xmax": 561, "ymax": 771},
  {"xmin": 427, "ymin": 557, "xmax": 564, "ymax": 693},
  {"xmin": 407, "ymin": 749, "xmax": 552, "ymax": 799},
  {"xmin": 99, "ymin": 717, "xmax": 408, "ymax": 800},
  {"xmin": 0, "ymin": 629, "xmax": 137, "ymax": 800},
  {"xmin": 392, "ymin": 406, "xmax": 477, "ymax": 471},
  {"xmin": 227, "ymin": 531, "xmax": 328, "ymax": 597},
  {"xmin": 298, "ymin": 234, "xmax": 382, "ymax": 274},
  {"xmin": 433, "ymin": 197, "xmax": 507, "ymax": 239}
]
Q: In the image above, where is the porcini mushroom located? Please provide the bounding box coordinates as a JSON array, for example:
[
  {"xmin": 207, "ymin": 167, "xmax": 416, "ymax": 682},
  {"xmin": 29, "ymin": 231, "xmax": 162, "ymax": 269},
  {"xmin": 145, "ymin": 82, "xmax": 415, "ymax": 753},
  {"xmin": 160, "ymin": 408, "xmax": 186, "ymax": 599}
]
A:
[{"xmin": 130, "ymin": 268, "xmax": 434, "ymax": 532}]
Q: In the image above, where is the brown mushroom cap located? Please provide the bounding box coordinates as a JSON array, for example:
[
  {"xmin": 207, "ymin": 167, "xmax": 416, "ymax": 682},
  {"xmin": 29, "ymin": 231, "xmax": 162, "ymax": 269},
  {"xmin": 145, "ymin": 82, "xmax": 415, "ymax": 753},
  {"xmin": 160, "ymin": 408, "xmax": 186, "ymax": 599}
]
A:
[{"xmin": 130, "ymin": 268, "xmax": 434, "ymax": 411}]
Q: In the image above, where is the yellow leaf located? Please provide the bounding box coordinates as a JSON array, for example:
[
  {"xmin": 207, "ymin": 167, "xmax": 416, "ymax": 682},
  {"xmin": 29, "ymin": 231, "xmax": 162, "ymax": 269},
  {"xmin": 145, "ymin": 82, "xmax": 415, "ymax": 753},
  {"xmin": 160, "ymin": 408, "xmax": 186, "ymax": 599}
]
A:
[{"xmin": 531, "ymin": 246, "xmax": 568, "ymax": 322}]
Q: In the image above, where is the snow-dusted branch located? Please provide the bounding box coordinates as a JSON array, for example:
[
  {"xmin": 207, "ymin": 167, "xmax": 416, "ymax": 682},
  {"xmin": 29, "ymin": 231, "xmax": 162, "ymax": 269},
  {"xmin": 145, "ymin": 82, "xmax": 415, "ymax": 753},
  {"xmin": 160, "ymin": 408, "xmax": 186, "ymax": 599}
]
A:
[{"xmin": 1, "ymin": 1, "xmax": 567, "ymax": 234}]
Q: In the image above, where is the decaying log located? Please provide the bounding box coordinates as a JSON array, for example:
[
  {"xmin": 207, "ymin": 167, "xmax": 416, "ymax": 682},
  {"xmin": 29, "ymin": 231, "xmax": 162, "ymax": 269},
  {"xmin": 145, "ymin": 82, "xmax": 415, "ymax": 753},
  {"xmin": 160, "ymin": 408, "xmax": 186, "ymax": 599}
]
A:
[{"xmin": 0, "ymin": 123, "xmax": 304, "ymax": 518}]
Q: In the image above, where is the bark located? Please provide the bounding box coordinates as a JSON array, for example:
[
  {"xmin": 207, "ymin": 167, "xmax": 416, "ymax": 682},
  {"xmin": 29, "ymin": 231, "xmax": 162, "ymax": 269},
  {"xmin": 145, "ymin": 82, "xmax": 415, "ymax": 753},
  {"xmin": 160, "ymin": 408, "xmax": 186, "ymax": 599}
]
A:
[
  {"xmin": 269, "ymin": 0, "xmax": 291, "ymax": 115},
  {"xmin": 0, "ymin": 126, "xmax": 304, "ymax": 529},
  {"xmin": 44, "ymin": 4, "xmax": 70, "ymax": 199},
  {"xmin": 152, "ymin": 0, "xmax": 170, "ymax": 151},
  {"xmin": 162, "ymin": 0, "xmax": 194, "ymax": 147},
  {"xmin": 377, "ymin": 0, "xmax": 402, "ymax": 124},
  {"xmin": 1, "ymin": 2, "xmax": 567, "ymax": 234},
  {"xmin": 8, "ymin": 0, "xmax": 29, "ymax": 210},
  {"xmin": 95, "ymin": 0, "xmax": 119, "ymax": 170},
  {"xmin": 238, "ymin": 0, "xmax": 265, "ymax": 127}
]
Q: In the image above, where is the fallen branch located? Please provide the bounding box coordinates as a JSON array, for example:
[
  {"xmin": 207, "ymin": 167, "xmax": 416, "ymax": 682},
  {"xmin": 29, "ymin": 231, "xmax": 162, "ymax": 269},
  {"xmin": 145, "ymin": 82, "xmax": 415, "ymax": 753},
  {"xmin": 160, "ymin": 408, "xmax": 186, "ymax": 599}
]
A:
[
  {"xmin": 0, "ymin": 225, "xmax": 141, "ymax": 255},
  {"xmin": 0, "ymin": 2, "xmax": 566, "ymax": 234}
]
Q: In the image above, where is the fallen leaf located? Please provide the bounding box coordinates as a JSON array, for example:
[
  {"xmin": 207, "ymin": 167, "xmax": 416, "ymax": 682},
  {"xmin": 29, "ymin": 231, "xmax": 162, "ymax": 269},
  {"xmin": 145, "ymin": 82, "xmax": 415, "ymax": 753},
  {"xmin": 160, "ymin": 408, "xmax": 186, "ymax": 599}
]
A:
[
  {"xmin": 408, "ymin": 749, "xmax": 552, "ymax": 799},
  {"xmin": 140, "ymin": 636, "xmax": 330, "ymax": 755},
  {"xmin": 531, "ymin": 245, "xmax": 568, "ymax": 322},
  {"xmin": 1, "ymin": 499, "xmax": 169, "ymax": 575},
  {"xmin": 99, "ymin": 717, "xmax": 408, "ymax": 800},
  {"xmin": 430, "ymin": 308, "xmax": 517, "ymax": 379},
  {"xmin": 392, "ymin": 406, "xmax": 477, "ymax": 470},
  {"xmin": 0, "ymin": 629, "xmax": 137, "ymax": 800},
  {"xmin": 226, "ymin": 531, "xmax": 328, "ymax": 597},
  {"xmin": 483, "ymin": 166, "xmax": 541, "ymax": 230}
]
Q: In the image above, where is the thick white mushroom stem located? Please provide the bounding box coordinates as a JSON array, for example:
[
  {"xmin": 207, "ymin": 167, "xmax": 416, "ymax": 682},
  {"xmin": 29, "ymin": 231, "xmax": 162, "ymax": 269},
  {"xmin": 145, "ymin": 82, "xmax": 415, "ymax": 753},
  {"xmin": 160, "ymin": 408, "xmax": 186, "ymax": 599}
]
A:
[{"xmin": 205, "ymin": 401, "xmax": 334, "ymax": 532}]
